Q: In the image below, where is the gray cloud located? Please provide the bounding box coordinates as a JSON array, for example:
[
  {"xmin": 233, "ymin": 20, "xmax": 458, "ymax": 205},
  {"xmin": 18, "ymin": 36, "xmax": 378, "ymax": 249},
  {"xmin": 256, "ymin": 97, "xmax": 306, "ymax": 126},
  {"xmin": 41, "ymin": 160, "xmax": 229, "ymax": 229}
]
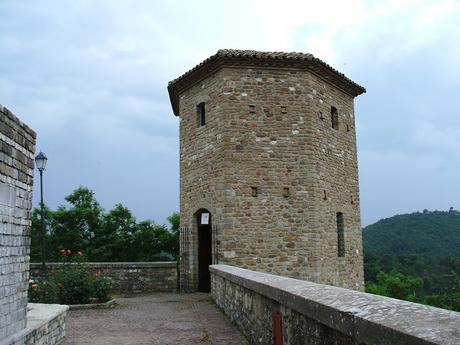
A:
[{"xmin": 1, "ymin": 0, "xmax": 459, "ymax": 225}]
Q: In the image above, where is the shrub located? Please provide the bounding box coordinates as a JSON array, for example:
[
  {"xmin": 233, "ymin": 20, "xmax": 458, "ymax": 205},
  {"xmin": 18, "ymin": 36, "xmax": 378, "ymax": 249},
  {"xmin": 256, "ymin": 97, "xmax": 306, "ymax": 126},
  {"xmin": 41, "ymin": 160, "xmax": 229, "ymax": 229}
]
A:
[
  {"xmin": 91, "ymin": 273, "xmax": 112, "ymax": 303},
  {"xmin": 29, "ymin": 249, "xmax": 112, "ymax": 305},
  {"xmin": 28, "ymin": 278, "xmax": 58, "ymax": 303},
  {"xmin": 53, "ymin": 264, "xmax": 94, "ymax": 304}
]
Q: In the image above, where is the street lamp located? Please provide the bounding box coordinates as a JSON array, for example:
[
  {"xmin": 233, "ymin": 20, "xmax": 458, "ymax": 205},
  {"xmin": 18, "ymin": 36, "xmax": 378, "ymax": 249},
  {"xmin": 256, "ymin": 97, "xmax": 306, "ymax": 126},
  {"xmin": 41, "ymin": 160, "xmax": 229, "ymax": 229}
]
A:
[{"xmin": 35, "ymin": 151, "xmax": 48, "ymax": 270}]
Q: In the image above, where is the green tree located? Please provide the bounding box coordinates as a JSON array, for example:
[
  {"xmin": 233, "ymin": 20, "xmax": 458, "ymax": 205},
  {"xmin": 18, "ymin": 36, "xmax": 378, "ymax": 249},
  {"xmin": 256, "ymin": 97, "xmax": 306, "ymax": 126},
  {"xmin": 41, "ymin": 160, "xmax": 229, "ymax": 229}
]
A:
[
  {"xmin": 366, "ymin": 271, "xmax": 422, "ymax": 302},
  {"xmin": 452, "ymin": 278, "xmax": 460, "ymax": 311},
  {"xmin": 30, "ymin": 205, "xmax": 54, "ymax": 262},
  {"xmin": 51, "ymin": 187, "xmax": 103, "ymax": 254},
  {"xmin": 30, "ymin": 186, "xmax": 180, "ymax": 263},
  {"xmin": 166, "ymin": 213, "xmax": 180, "ymax": 260},
  {"xmin": 90, "ymin": 204, "xmax": 137, "ymax": 261}
]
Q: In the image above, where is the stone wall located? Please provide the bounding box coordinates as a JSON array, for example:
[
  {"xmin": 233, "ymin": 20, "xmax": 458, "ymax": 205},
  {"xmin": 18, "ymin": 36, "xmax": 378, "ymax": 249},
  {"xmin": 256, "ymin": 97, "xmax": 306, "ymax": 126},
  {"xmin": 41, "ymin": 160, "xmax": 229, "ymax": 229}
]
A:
[
  {"xmin": 177, "ymin": 67, "xmax": 228, "ymax": 291},
  {"xmin": 0, "ymin": 105, "xmax": 36, "ymax": 344},
  {"xmin": 211, "ymin": 264, "xmax": 460, "ymax": 345},
  {"xmin": 30, "ymin": 262, "xmax": 178, "ymax": 294},
  {"xmin": 24, "ymin": 304, "xmax": 68, "ymax": 345},
  {"xmin": 171, "ymin": 50, "xmax": 365, "ymax": 291}
]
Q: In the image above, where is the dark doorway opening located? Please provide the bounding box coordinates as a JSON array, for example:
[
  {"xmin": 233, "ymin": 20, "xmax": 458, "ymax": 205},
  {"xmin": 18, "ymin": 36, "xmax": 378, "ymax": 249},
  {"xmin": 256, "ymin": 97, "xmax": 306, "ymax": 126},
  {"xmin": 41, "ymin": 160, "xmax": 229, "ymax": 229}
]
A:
[{"xmin": 197, "ymin": 210, "xmax": 212, "ymax": 292}]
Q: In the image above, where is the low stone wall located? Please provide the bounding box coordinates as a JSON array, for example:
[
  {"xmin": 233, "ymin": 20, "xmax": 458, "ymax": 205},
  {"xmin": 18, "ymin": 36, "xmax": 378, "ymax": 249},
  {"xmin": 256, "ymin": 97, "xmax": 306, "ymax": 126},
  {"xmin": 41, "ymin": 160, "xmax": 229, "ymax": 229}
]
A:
[
  {"xmin": 1, "ymin": 304, "xmax": 67, "ymax": 345},
  {"xmin": 30, "ymin": 262, "xmax": 178, "ymax": 294},
  {"xmin": 210, "ymin": 264, "xmax": 460, "ymax": 345},
  {"xmin": 24, "ymin": 304, "xmax": 67, "ymax": 345}
]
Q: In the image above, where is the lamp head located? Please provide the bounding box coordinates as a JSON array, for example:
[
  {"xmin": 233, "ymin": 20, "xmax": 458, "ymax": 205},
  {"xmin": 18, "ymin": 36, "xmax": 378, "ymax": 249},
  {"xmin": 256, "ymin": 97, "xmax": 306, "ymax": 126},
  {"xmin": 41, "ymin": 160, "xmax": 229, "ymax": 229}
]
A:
[{"xmin": 35, "ymin": 151, "xmax": 48, "ymax": 172}]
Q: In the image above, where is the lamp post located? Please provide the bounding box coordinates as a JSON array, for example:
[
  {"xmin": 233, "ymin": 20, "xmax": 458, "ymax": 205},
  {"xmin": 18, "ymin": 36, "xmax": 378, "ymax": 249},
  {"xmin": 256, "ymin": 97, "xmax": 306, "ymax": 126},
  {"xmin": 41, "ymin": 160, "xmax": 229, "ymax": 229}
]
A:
[{"xmin": 35, "ymin": 151, "xmax": 48, "ymax": 270}]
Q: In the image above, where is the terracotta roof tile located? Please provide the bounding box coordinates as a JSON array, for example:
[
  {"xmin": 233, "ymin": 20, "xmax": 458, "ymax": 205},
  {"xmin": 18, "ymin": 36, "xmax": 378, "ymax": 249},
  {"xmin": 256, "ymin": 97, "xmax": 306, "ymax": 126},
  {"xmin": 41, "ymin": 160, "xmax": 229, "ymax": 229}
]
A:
[{"xmin": 168, "ymin": 49, "xmax": 365, "ymax": 116}]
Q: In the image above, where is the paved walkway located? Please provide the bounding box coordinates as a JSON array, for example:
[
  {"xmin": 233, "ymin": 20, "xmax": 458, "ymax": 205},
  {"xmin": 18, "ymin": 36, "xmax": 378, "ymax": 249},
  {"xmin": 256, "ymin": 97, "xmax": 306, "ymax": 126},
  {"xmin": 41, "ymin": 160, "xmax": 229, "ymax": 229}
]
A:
[{"xmin": 63, "ymin": 293, "xmax": 248, "ymax": 345}]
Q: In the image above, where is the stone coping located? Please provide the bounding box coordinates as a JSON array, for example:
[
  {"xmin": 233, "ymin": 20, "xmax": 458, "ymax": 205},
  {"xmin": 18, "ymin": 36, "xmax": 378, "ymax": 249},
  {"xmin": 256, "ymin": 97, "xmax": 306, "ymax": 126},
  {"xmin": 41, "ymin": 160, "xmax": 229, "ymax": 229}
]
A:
[
  {"xmin": 25, "ymin": 303, "xmax": 69, "ymax": 335},
  {"xmin": 210, "ymin": 264, "xmax": 460, "ymax": 345},
  {"xmin": 30, "ymin": 261, "xmax": 177, "ymax": 268},
  {"xmin": 0, "ymin": 303, "xmax": 69, "ymax": 345},
  {"xmin": 67, "ymin": 298, "xmax": 116, "ymax": 310}
]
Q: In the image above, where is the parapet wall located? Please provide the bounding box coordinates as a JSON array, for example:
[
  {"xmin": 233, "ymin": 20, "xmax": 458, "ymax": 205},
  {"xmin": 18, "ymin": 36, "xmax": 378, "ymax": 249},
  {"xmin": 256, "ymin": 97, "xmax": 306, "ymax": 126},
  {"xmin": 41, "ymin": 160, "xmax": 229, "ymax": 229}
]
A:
[
  {"xmin": 24, "ymin": 304, "xmax": 68, "ymax": 345},
  {"xmin": 0, "ymin": 105, "xmax": 36, "ymax": 344},
  {"xmin": 210, "ymin": 264, "xmax": 460, "ymax": 345},
  {"xmin": 31, "ymin": 262, "xmax": 178, "ymax": 294}
]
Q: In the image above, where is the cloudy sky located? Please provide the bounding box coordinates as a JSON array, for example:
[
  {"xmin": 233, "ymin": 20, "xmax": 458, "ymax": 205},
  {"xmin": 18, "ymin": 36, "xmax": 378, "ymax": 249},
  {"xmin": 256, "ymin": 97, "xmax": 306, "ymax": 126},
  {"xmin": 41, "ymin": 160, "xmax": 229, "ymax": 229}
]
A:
[{"xmin": 1, "ymin": 0, "xmax": 459, "ymax": 226}]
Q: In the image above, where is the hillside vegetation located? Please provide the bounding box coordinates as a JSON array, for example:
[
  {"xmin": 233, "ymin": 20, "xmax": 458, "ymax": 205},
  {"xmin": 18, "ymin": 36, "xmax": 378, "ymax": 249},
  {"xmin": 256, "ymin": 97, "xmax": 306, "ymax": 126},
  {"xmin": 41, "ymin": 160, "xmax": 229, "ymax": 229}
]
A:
[
  {"xmin": 363, "ymin": 209, "xmax": 460, "ymax": 311},
  {"xmin": 363, "ymin": 210, "xmax": 460, "ymax": 257}
]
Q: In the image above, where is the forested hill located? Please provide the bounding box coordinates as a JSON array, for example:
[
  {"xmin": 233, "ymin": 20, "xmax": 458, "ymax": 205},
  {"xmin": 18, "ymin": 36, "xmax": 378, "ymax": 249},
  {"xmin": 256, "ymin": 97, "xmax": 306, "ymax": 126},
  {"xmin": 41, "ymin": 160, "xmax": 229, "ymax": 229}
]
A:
[{"xmin": 363, "ymin": 210, "xmax": 460, "ymax": 257}]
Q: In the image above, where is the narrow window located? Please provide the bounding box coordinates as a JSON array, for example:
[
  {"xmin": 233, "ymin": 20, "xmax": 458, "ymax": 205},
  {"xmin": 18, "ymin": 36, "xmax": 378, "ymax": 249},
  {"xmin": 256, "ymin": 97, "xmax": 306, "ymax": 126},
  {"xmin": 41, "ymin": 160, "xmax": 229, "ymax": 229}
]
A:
[
  {"xmin": 336, "ymin": 212, "xmax": 345, "ymax": 257},
  {"xmin": 331, "ymin": 106, "xmax": 339, "ymax": 130},
  {"xmin": 249, "ymin": 104, "xmax": 256, "ymax": 113},
  {"xmin": 281, "ymin": 105, "xmax": 287, "ymax": 114},
  {"xmin": 283, "ymin": 187, "xmax": 290, "ymax": 197},
  {"xmin": 251, "ymin": 186, "xmax": 258, "ymax": 197},
  {"xmin": 323, "ymin": 190, "xmax": 327, "ymax": 200},
  {"xmin": 197, "ymin": 102, "xmax": 206, "ymax": 127}
]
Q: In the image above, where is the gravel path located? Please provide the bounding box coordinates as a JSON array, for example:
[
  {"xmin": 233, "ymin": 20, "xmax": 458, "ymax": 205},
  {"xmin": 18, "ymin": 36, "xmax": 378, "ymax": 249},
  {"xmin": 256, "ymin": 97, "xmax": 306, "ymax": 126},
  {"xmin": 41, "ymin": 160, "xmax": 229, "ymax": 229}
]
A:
[{"xmin": 63, "ymin": 293, "xmax": 248, "ymax": 345}]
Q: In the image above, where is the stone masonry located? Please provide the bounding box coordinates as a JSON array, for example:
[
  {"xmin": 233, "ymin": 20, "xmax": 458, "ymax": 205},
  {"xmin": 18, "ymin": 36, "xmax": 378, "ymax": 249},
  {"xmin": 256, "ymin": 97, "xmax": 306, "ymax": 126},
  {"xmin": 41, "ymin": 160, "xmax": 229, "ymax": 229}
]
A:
[
  {"xmin": 211, "ymin": 264, "xmax": 460, "ymax": 345},
  {"xmin": 0, "ymin": 105, "xmax": 36, "ymax": 344},
  {"xmin": 30, "ymin": 261, "xmax": 178, "ymax": 294},
  {"xmin": 168, "ymin": 50, "xmax": 366, "ymax": 292},
  {"xmin": 24, "ymin": 304, "xmax": 67, "ymax": 345}
]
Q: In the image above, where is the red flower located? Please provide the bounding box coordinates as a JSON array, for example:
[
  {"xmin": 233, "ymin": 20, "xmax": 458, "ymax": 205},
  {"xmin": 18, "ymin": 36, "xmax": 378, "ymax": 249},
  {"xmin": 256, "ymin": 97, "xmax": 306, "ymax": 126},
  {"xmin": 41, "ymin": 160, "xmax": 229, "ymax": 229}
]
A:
[
  {"xmin": 31, "ymin": 283, "xmax": 38, "ymax": 289},
  {"xmin": 59, "ymin": 249, "xmax": 66, "ymax": 255},
  {"xmin": 66, "ymin": 249, "xmax": 71, "ymax": 255},
  {"xmin": 76, "ymin": 251, "xmax": 83, "ymax": 256}
]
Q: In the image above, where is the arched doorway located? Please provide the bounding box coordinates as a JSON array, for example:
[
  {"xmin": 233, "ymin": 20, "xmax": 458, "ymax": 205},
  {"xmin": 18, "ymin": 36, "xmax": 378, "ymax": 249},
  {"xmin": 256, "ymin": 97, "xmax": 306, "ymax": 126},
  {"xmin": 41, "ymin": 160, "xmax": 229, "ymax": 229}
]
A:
[{"xmin": 196, "ymin": 209, "xmax": 212, "ymax": 292}]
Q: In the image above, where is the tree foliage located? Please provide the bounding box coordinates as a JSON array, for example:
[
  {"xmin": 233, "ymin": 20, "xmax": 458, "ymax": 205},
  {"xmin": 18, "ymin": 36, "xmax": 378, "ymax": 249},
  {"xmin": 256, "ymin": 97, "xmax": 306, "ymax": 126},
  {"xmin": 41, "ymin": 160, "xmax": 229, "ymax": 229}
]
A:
[
  {"xmin": 31, "ymin": 186, "xmax": 179, "ymax": 263},
  {"xmin": 363, "ymin": 209, "xmax": 460, "ymax": 311}
]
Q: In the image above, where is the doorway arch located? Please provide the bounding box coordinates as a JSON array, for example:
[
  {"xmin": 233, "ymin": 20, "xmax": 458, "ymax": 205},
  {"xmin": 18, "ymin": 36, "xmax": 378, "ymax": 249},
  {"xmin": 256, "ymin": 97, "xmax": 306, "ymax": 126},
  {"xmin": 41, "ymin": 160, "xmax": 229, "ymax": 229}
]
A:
[{"xmin": 196, "ymin": 209, "xmax": 212, "ymax": 292}]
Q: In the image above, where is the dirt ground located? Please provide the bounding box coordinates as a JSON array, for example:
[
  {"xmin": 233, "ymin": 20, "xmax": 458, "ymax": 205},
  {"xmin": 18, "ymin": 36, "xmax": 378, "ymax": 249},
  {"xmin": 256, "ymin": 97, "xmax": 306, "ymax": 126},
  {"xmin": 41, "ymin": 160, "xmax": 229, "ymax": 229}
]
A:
[{"xmin": 62, "ymin": 293, "xmax": 248, "ymax": 345}]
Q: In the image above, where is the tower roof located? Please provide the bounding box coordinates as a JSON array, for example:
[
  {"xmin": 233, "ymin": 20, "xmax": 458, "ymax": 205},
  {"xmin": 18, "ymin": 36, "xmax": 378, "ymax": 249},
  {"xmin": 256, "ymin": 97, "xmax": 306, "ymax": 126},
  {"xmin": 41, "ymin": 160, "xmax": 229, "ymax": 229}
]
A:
[{"xmin": 168, "ymin": 49, "xmax": 366, "ymax": 116}]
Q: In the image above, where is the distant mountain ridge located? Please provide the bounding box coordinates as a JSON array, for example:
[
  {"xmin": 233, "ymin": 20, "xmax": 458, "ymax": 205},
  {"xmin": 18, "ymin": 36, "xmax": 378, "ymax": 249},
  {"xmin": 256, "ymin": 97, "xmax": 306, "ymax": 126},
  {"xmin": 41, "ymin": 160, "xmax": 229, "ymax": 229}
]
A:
[{"xmin": 363, "ymin": 210, "xmax": 460, "ymax": 257}]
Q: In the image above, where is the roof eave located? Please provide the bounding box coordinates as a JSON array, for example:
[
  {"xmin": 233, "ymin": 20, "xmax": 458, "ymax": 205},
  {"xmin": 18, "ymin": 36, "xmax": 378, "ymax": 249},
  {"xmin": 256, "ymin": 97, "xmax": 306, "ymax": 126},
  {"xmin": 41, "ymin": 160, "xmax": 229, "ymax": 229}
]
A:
[
  {"xmin": 168, "ymin": 52, "xmax": 366, "ymax": 117},
  {"xmin": 168, "ymin": 85, "xmax": 179, "ymax": 116}
]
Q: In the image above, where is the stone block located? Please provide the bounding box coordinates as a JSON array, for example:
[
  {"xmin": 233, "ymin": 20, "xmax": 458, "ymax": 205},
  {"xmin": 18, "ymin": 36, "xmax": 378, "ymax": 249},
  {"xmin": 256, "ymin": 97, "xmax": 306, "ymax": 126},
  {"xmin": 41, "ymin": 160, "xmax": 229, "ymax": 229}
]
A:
[{"xmin": 211, "ymin": 264, "xmax": 460, "ymax": 345}]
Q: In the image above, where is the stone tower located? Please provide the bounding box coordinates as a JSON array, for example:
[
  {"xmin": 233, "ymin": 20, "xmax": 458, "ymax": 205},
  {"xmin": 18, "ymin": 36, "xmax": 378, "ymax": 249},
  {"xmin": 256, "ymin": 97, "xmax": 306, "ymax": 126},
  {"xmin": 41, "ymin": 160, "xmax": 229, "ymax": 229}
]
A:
[{"xmin": 168, "ymin": 49, "xmax": 366, "ymax": 292}]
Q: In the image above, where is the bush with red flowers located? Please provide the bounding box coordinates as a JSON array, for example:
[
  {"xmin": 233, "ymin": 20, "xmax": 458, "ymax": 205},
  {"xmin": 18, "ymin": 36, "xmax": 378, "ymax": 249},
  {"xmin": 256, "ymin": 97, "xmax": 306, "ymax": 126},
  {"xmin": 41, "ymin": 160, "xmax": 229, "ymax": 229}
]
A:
[
  {"xmin": 28, "ymin": 249, "xmax": 112, "ymax": 305},
  {"xmin": 28, "ymin": 278, "xmax": 58, "ymax": 303}
]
